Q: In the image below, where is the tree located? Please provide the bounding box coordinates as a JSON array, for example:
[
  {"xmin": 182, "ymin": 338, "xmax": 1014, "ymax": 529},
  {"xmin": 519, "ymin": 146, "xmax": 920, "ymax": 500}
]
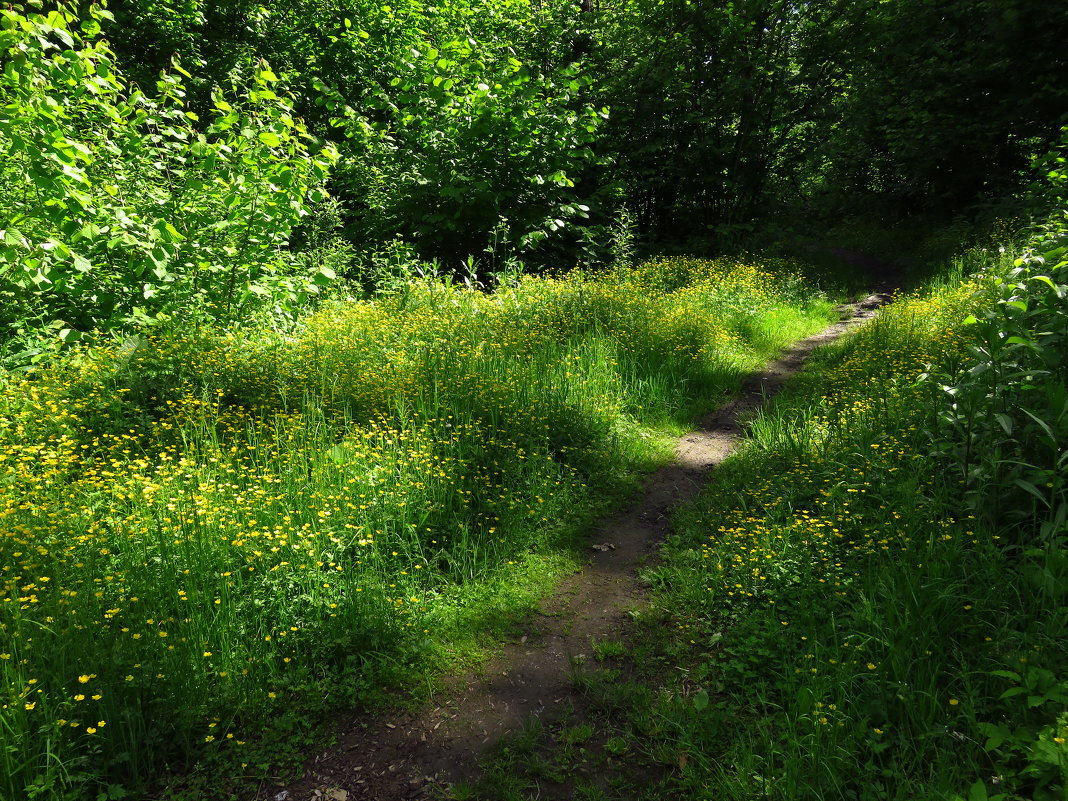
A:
[
  {"xmin": 821, "ymin": 0, "xmax": 1068, "ymax": 216},
  {"xmin": 0, "ymin": 4, "xmax": 337, "ymax": 340},
  {"xmin": 103, "ymin": 0, "xmax": 610, "ymax": 272},
  {"xmin": 589, "ymin": 0, "xmax": 853, "ymax": 244}
]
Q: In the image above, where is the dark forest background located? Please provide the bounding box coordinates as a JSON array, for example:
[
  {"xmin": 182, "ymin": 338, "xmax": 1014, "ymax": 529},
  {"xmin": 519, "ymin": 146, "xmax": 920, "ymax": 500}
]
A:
[{"xmin": 3, "ymin": 0, "xmax": 1067, "ymax": 341}]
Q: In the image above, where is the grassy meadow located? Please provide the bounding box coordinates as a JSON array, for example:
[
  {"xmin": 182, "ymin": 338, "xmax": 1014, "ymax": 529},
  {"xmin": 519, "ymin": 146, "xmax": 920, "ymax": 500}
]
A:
[
  {"xmin": 0, "ymin": 256, "xmax": 836, "ymax": 799},
  {"xmin": 471, "ymin": 239, "xmax": 1068, "ymax": 800}
]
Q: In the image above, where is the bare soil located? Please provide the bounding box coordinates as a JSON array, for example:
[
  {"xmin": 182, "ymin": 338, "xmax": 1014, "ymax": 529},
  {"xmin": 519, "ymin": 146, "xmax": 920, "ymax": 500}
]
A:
[{"xmin": 254, "ymin": 293, "xmax": 891, "ymax": 801}]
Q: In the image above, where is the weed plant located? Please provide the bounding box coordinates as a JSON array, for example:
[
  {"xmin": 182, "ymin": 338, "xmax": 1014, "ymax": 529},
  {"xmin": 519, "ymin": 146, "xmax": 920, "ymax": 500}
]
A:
[{"xmin": 0, "ymin": 256, "xmax": 834, "ymax": 799}]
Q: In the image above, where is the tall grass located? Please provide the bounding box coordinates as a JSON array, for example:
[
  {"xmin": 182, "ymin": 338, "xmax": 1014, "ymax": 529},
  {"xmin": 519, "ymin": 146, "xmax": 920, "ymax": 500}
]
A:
[
  {"xmin": 637, "ymin": 240, "xmax": 1068, "ymax": 800},
  {"xmin": 0, "ymin": 255, "xmax": 835, "ymax": 799}
]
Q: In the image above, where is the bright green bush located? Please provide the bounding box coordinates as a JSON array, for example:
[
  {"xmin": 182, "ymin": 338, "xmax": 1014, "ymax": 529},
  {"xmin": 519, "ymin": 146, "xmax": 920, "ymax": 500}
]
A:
[{"xmin": 0, "ymin": 4, "xmax": 336, "ymax": 350}]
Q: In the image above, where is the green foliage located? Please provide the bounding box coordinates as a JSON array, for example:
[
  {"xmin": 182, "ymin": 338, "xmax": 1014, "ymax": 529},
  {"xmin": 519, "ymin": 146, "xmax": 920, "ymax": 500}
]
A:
[
  {"xmin": 101, "ymin": 0, "xmax": 609, "ymax": 272},
  {"xmin": 5, "ymin": 0, "xmax": 1068, "ymax": 795},
  {"xmin": 0, "ymin": 3, "xmax": 337, "ymax": 345},
  {"xmin": 105, "ymin": 0, "xmax": 207, "ymax": 89},
  {"xmin": 0, "ymin": 255, "xmax": 834, "ymax": 799},
  {"xmin": 322, "ymin": 46, "xmax": 604, "ymax": 266},
  {"xmin": 813, "ymin": 0, "xmax": 1068, "ymax": 217},
  {"xmin": 914, "ymin": 130, "xmax": 1068, "ymax": 551},
  {"xmin": 919, "ymin": 252, "xmax": 1068, "ymax": 539},
  {"xmin": 509, "ymin": 227, "xmax": 1066, "ymax": 800},
  {"xmin": 589, "ymin": 0, "xmax": 856, "ymax": 243},
  {"xmin": 303, "ymin": 0, "xmax": 605, "ymax": 269},
  {"xmin": 48, "ymin": 0, "xmax": 1068, "ymax": 270},
  {"xmin": 583, "ymin": 0, "xmax": 1068, "ymax": 242}
]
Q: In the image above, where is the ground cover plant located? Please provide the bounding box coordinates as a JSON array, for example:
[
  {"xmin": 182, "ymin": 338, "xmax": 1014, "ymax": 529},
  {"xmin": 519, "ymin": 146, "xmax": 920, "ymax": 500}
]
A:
[
  {"xmin": 5, "ymin": 4, "xmax": 1066, "ymax": 800},
  {"xmin": 470, "ymin": 224, "xmax": 1068, "ymax": 800},
  {"xmin": 0, "ymin": 255, "xmax": 835, "ymax": 800}
]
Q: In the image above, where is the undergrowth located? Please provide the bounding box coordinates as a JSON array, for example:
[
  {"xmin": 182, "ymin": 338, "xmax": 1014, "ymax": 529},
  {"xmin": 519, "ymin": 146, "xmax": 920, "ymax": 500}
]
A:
[
  {"xmin": 0, "ymin": 255, "xmax": 835, "ymax": 800},
  {"xmin": 469, "ymin": 226, "xmax": 1068, "ymax": 799}
]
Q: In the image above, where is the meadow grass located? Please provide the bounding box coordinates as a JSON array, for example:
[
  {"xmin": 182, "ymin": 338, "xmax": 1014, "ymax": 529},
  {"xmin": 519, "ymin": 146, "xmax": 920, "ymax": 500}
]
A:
[
  {"xmin": 474, "ymin": 240, "xmax": 1068, "ymax": 800},
  {"xmin": 0, "ymin": 255, "xmax": 835, "ymax": 799}
]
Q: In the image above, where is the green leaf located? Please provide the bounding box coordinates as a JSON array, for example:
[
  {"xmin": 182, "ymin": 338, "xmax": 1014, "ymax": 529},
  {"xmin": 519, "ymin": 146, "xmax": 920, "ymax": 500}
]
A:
[
  {"xmin": 989, "ymin": 670, "xmax": 1021, "ymax": 683},
  {"xmin": 993, "ymin": 413, "xmax": 1013, "ymax": 434},
  {"xmin": 999, "ymin": 686, "xmax": 1028, "ymax": 699},
  {"xmin": 1020, "ymin": 408, "xmax": 1056, "ymax": 439},
  {"xmin": 1013, "ymin": 479, "xmax": 1049, "ymax": 508},
  {"xmin": 1031, "ymin": 740, "xmax": 1064, "ymax": 765},
  {"xmin": 77, "ymin": 223, "xmax": 102, "ymax": 241},
  {"xmin": 258, "ymin": 131, "xmax": 281, "ymax": 147},
  {"xmin": 41, "ymin": 238, "xmax": 71, "ymax": 260},
  {"xmin": 328, "ymin": 444, "xmax": 352, "ymax": 463},
  {"xmin": 52, "ymin": 27, "xmax": 74, "ymax": 48},
  {"xmin": 978, "ymin": 722, "xmax": 1007, "ymax": 751},
  {"xmin": 692, "ymin": 689, "xmax": 709, "ymax": 712},
  {"xmin": 149, "ymin": 246, "xmax": 170, "ymax": 279},
  {"xmin": 312, "ymin": 265, "xmax": 336, "ymax": 286}
]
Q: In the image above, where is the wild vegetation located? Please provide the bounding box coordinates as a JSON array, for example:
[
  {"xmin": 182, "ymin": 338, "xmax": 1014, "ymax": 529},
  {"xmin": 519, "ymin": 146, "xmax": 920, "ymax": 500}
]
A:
[
  {"xmin": 1, "ymin": 0, "xmax": 1066, "ymax": 799},
  {"xmin": 0, "ymin": 255, "xmax": 835, "ymax": 798},
  {"xmin": 471, "ymin": 210, "xmax": 1068, "ymax": 800}
]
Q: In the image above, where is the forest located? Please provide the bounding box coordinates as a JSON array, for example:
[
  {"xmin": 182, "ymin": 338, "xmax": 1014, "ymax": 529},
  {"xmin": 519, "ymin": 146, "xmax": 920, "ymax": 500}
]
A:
[{"xmin": 1, "ymin": 0, "xmax": 1066, "ymax": 799}]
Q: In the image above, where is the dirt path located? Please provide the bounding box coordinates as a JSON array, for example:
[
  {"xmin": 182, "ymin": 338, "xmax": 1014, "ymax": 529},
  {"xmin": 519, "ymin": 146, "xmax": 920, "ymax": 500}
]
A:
[{"xmin": 256, "ymin": 292, "xmax": 891, "ymax": 801}]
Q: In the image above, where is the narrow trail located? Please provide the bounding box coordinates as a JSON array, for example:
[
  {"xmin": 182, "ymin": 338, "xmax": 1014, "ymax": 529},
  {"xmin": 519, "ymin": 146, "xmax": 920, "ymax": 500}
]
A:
[{"xmin": 257, "ymin": 291, "xmax": 892, "ymax": 801}]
